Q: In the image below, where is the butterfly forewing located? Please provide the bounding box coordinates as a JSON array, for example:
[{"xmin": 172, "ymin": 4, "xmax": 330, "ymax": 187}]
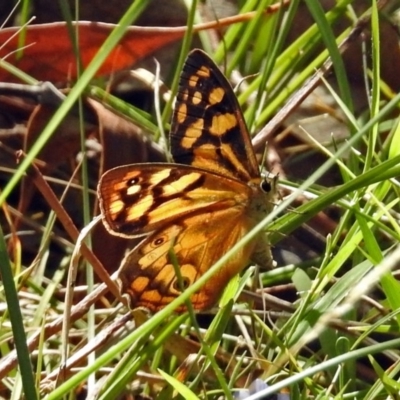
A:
[
  {"xmin": 98, "ymin": 163, "xmax": 252, "ymax": 237},
  {"xmin": 170, "ymin": 49, "xmax": 260, "ymax": 183}
]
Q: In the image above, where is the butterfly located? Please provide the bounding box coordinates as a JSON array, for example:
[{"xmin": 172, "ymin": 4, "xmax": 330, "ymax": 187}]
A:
[{"xmin": 97, "ymin": 49, "xmax": 277, "ymax": 312}]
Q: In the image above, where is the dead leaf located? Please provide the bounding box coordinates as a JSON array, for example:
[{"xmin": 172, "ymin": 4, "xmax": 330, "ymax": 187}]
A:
[{"xmin": 0, "ymin": 22, "xmax": 187, "ymax": 83}]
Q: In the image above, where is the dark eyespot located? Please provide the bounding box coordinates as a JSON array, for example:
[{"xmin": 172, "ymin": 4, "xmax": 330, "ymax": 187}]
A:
[
  {"xmin": 127, "ymin": 178, "xmax": 139, "ymax": 186},
  {"xmin": 153, "ymin": 236, "xmax": 166, "ymax": 246},
  {"xmin": 172, "ymin": 276, "xmax": 191, "ymax": 292},
  {"xmin": 260, "ymin": 180, "xmax": 272, "ymax": 193}
]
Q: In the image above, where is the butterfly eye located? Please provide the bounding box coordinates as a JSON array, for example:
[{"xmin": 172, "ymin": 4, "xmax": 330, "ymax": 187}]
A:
[{"xmin": 260, "ymin": 180, "xmax": 272, "ymax": 193}]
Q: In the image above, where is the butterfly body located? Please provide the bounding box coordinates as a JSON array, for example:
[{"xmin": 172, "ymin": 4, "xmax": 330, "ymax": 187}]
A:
[{"xmin": 98, "ymin": 49, "xmax": 277, "ymax": 312}]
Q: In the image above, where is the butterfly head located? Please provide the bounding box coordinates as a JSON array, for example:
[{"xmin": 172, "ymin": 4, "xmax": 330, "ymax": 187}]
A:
[
  {"xmin": 260, "ymin": 171, "xmax": 278, "ymax": 195},
  {"xmin": 246, "ymin": 172, "xmax": 278, "ymax": 223}
]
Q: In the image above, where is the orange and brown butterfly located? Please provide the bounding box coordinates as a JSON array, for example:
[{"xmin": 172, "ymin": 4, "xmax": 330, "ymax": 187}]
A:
[{"xmin": 97, "ymin": 49, "xmax": 277, "ymax": 312}]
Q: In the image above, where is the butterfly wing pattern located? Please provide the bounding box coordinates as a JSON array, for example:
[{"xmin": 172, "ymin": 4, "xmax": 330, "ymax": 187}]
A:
[
  {"xmin": 170, "ymin": 50, "xmax": 260, "ymax": 182},
  {"xmin": 98, "ymin": 49, "xmax": 277, "ymax": 312}
]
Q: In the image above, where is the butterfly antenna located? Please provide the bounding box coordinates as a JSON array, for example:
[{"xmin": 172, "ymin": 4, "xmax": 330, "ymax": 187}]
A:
[{"xmin": 259, "ymin": 141, "xmax": 270, "ymax": 175}]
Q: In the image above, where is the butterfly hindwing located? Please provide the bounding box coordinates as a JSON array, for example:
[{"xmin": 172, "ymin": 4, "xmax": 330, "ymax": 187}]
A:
[{"xmin": 117, "ymin": 206, "xmax": 260, "ymax": 311}]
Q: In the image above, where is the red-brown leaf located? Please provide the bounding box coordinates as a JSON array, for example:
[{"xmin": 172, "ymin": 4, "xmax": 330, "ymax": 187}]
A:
[{"xmin": 0, "ymin": 21, "xmax": 186, "ymax": 82}]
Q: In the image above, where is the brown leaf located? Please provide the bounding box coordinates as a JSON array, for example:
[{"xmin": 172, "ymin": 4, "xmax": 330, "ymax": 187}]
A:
[
  {"xmin": 0, "ymin": 22, "xmax": 186, "ymax": 83},
  {"xmin": 16, "ymin": 95, "xmax": 165, "ymax": 272},
  {"xmin": 0, "ymin": 9, "xmax": 284, "ymax": 83}
]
